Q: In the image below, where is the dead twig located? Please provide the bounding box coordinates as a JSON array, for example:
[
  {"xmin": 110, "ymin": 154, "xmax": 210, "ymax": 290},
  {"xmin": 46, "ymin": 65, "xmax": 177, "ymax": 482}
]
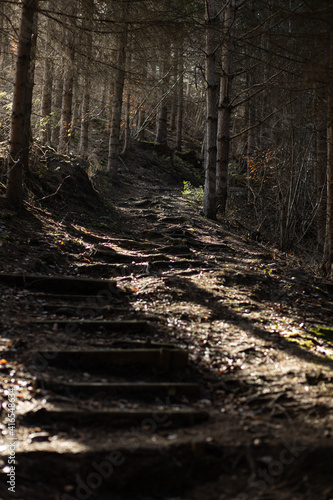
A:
[{"xmin": 36, "ymin": 175, "xmax": 71, "ymax": 202}]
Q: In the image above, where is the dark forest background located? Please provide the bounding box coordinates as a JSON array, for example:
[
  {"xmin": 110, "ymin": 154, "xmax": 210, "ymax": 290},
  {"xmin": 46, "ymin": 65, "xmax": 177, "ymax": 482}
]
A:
[{"xmin": 1, "ymin": 0, "xmax": 332, "ymax": 275}]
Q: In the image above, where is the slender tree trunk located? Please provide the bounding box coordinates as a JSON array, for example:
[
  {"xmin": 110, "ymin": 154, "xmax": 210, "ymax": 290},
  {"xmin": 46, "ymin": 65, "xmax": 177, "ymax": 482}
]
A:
[
  {"xmin": 134, "ymin": 62, "xmax": 148, "ymax": 140},
  {"xmin": 316, "ymin": 93, "xmax": 327, "ymax": 249},
  {"xmin": 175, "ymin": 51, "xmax": 184, "ymax": 152},
  {"xmin": 137, "ymin": 107, "xmax": 146, "ymax": 140},
  {"xmin": 323, "ymin": 54, "xmax": 333, "ymax": 275},
  {"xmin": 169, "ymin": 96, "xmax": 176, "ymax": 131},
  {"xmin": 97, "ymin": 82, "xmax": 108, "ymax": 121},
  {"xmin": 6, "ymin": 0, "xmax": 37, "ymax": 209},
  {"xmin": 203, "ymin": 0, "xmax": 217, "ymax": 220},
  {"xmin": 155, "ymin": 48, "xmax": 170, "ymax": 145},
  {"xmin": 0, "ymin": 2, "xmax": 4, "ymax": 69},
  {"xmin": 21, "ymin": 7, "xmax": 38, "ymax": 172},
  {"xmin": 40, "ymin": 56, "xmax": 53, "ymax": 144},
  {"xmin": 40, "ymin": 1, "xmax": 52, "ymax": 145},
  {"xmin": 246, "ymin": 68, "xmax": 256, "ymax": 200},
  {"xmin": 107, "ymin": 25, "xmax": 127, "ymax": 174},
  {"xmin": 0, "ymin": 2, "xmax": 10, "ymax": 72},
  {"xmin": 79, "ymin": 0, "xmax": 93, "ymax": 157},
  {"xmin": 156, "ymin": 102, "xmax": 168, "ymax": 144},
  {"xmin": 245, "ymin": 1, "xmax": 257, "ymax": 202},
  {"xmin": 175, "ymin": 78, "xmax": 184, "ymax": 151},
  {"xmin": 50, "ymin": 70, "xmax": 63, "ymax": 148},
  {"xmin": 169, "ymin": 48, "xmax": 178, "ymax": 131},
  {"xmin": 58, "ymin": 4, "xmax": 76, "ymax": 154},
  {"xmin": 79, "ymin": 82, "xmax": 90, "ymax": 157},
  {"xmin": 58, "ymin": 64, "xmax": 74, "ymax": 154},
  {"xmin": 216, "ymin": 0, "xmax": 235, "ymax": 215},
  {"xmin": 122, "ymin": 92, "xmax": 131, "ymax": 155}
]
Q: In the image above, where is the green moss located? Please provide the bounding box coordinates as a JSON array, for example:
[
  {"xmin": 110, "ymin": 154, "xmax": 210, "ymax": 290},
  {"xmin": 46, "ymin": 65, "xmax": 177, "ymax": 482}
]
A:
[
  {"xmin": 182, "ymin": 181, "xmax": 204, "ymax": 204},
  {"xmin": 311, "ymin": 326, "xmax": 333, "ymax": 339}
]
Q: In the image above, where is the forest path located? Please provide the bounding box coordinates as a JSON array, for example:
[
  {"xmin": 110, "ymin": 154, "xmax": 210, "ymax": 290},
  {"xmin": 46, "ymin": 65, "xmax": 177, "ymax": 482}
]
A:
[{"xmin": 0, "ymin": 186, "xmax": 333, "ymax": 499}]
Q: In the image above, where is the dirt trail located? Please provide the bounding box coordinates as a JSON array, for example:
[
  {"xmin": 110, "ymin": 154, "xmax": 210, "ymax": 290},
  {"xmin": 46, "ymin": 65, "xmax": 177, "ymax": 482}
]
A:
[{"xmin": 0, "ymin": 181, "xmax": 333, "ymax": 500}]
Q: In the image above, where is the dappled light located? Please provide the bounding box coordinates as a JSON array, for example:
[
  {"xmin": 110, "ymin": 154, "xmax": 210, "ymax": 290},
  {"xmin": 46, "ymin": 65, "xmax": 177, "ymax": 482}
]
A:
[{"xmin": 1, "ymin": 1, "xmax": 333, "ymax": 499}]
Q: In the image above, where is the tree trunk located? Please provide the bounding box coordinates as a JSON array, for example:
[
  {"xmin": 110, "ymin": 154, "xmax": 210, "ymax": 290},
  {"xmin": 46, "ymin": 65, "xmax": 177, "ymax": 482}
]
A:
[
  {"xmin": 0, "ymin": 2, "xmax": 10, "ymax": 72},
  {"xmin": 156, "ymin": 102, "xmax": 168, "ymax": 144},
  {"xmin": 79, "ymin": 0, "xmax": 93, "ymax": 158},
  {"xmin": 316, "ymin": 93, "xmax": 327, "ymax": 249},
  {"xmin": 175, "ymin": 51, "xmax": 184, "ymax": 152},
  {"xmin": 216, "ymin": 0, "xmax": 235, "ymax": 215},
  {"xmin": 107, "ymin": 25, "xmax": 127, "ymax": 175},
  {"xmin": 169, "ymin": 49, "xmax": 178, "ymax": 132},
  {"xmin": 40, "ymin": 1, "xmax": 52, "ymax": 145},
  {"xmin": 50, "ymin": 70, "xmax": 63, "ymax": 148},
  {"xmin": 323, "ymin": 70, "xmax": 333, "ymax": 275},
  {"xmin": 21, "ymin": 6, "xmax": 38, "ymax": 173},
  {"xmin": 246, "ymin": 68, "xmax": 256, "ymax": 201},
  {"xmin": 169, "ymin": 96, "xmax": 176, "ymax": 131},
  {"xmin": 58, "ymin": 4, "xmax": 76, "ymax": 155},
  {"xmin": 155, "ymin": 48, "xmax": 170, "ymax": 145},
  {"xmin": 40, "ymin": 56, "xmax": 53, "ymax": 144},
  {"xmin": 135, "ymin": 62, "xmax": 148, "ymax": 140},
  {"xmin": 0, "ymin": 2, "xmax": 4, "ymax": 69},
  {"xmin": 137, "ymin": 107, "xmax": 146, "ymax": 140},
  {"xmin": 245, "ymin": 1, "xmax": 257, "ymax": 202},
  {"xmin": 79, "ymin": 82, "xmax": 90, "ymax": 157},
  {"xmin": 203, "ymin": 0, "xmax": 217, "ymax": 220},
  {"xmin": 6, "ymin": 0, "xmax": 38, "ymax": 209},
  {"xmin": 58, "ymin": 64, "xmax": 74, "ymax": 154},
  {"xmin": 122, "ymin": 92, "xmax": 131, "ymax": 155}
]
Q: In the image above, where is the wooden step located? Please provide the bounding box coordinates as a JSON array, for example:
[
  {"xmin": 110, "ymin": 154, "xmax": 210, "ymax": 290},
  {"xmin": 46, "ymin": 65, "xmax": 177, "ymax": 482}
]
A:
[
  {"xmin": 159, "ymin": 245, "xmax": 192, "ymax": 255},
  {"xmin": 0, "ymin": 273, "xmax": 117, "ymax": 294},
  {"xmin": 22, "ymin": 407, "xmax": 209, "ymax": 428},
  {"xmin": 150, "ymin": 259, "xmax": 202, "ymax": 270},
  {"xmin": 30, "ymin": 319, "xmax": 149, "ymax": 332},
  {"xmin": 36, "ymin": 379, "xmax": 200, "ymax": 398},
  {"xmin": 0, "ymin": 442, "xmax": 223, "ymax": 499},
  {"xmin": 32, "ymin": 348, "xmax": 188, "ymax": 371},
  {"xmin": 34, "ymin": 293, "xmax": 126, "ymax": 307},
  {"xmin": 36, "ymin": 303, "xmax": 129, "ymax": 316}
]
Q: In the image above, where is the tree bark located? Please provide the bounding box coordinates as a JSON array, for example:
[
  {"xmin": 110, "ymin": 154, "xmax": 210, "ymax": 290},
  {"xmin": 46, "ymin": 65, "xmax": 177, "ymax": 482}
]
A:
[
  {"xmin": 21, "ymin": 6, "xmax": 38, "ymax": 172},
  {"xmin": 50, "ymin": 70, "xmax": 63, "ymax": 148},
  {"xmin": 155, "ymin": 46, "xmax": 170, "ymax": 145},
  {"xmin": 323, "ymin": 58, "xmax": 333, "ymax": 275},
  {"xmin": 107, "ymin": 24, "xmax": 128, "ymax": 174},
  {"xmin": 135, "ymin": 62, "xmax": 148, "ymax": 140},
  {"xmin": 58, "ymin": 4, "xmax": 76, "ymax": 154},
  {"xmin": 203, "ymin": 0, "xmax": 217, "ymax": 220},
  {"xmin": 79, "ymin": 83, "xmax": 90, "ymax": 157},
  {"xmin": 137, "ymin": 107, "xmax": 146, "ymax": 140},
  {"xmin": 40, "ymin": 1, "xmax": 52, "ymax": 145},
  {"xmin": 40, "ymin": 55, "xmax": 53, "ymax": 144},
  {"xmin": 156, "ymin": 102, "xmax": 168, "ymax": 144},
  {"xmin": 246, "ymin": 68, "xmax": 256, "ymax": 201},
  {"xmin": 79, "ymin": 0, "xmax": 93, "ymax": 157},
  {"xmin": 58, "ymin": 64, "xmax": 74, "ymax": 154},
  {"xmin": 216, "ymin": 0, "xmax": 235, "ymax": 215},
  {"xmin": 316, "ymin": 93, "xmax": 327, "ymax": 249},
  {"xmin": 0, "ymin": 2, "xmax": 4, "ymax": 69},
  {"xmin": 169, "ymin": 48, "xmax": 178, "ymax": 132},
  {"xmin": 122, "ymin": 92, "xmax": 131, "ymax": 155},
  {"xmin": 6, "ymin": 0, "xmax": 38, "ymax": 209},
  {"xmin": 175, "ymin": 50, "xmax": 184, "ymax": 152}
]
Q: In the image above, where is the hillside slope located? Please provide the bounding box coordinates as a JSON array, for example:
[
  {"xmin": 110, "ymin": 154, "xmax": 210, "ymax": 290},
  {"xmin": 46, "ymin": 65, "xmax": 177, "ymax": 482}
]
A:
[{"xmin": 0, "ymin": 144, "xmax": 333, "ymax": 499}]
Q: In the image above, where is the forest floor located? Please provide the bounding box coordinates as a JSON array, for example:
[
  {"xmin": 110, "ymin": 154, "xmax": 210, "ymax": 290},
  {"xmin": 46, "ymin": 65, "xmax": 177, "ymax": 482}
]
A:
[{"xmin": 0, "ymin": 143, "xmax": 333, "ymax": 500}]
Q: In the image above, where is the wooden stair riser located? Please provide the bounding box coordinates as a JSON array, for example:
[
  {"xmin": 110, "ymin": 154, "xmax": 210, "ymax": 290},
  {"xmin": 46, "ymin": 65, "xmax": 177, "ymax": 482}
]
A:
[{"xmin": 32, "ymin": 348, "xmax": 188, "ymax": 372}]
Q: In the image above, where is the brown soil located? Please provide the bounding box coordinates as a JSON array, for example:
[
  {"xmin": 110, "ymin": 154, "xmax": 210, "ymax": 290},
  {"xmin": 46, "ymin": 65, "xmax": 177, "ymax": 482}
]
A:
[{"xmin": 0, "ymin": 144, "xmax": 333, "ymax": 500}]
